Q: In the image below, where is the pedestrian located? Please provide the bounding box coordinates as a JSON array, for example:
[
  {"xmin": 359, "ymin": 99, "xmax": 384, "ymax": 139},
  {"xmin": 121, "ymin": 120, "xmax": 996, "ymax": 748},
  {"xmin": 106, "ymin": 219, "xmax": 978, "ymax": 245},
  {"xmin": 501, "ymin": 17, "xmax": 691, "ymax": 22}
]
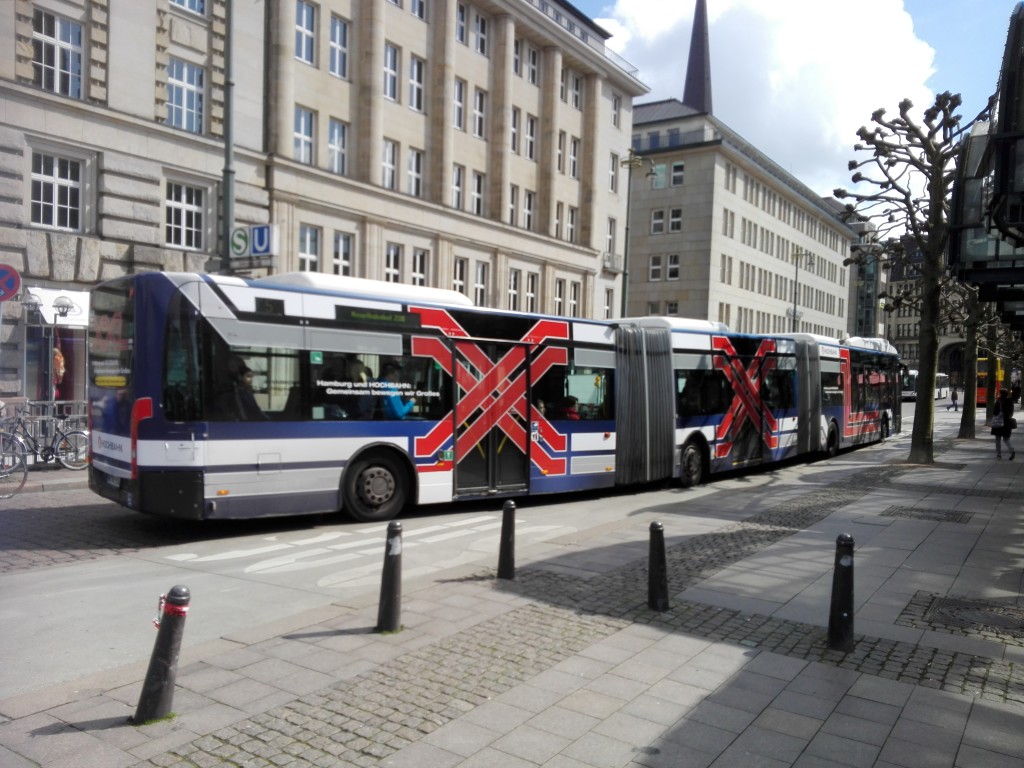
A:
[
  {"xmin": 947, "ymin": 387, "xmax": 958, "ymax": 411},
  {"xmin": 991, "ymin": 387, "xmax": 1016, "ymax": 460}
]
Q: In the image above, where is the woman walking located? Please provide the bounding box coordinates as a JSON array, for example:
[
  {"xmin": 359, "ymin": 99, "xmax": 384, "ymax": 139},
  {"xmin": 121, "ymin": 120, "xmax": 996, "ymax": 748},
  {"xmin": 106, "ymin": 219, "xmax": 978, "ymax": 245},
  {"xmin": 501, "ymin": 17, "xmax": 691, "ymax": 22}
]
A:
[{"xmin": 991, "ymin": 388, "xmax": 1016, "ymax": 460}]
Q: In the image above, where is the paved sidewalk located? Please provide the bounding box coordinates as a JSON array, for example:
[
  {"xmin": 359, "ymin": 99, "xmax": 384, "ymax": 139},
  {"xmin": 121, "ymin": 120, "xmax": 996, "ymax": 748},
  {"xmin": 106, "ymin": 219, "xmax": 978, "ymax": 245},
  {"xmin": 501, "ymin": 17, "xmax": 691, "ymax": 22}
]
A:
[{"xmin": 2, "ymin": 410, "xmax": 1023, "ymax": 768}]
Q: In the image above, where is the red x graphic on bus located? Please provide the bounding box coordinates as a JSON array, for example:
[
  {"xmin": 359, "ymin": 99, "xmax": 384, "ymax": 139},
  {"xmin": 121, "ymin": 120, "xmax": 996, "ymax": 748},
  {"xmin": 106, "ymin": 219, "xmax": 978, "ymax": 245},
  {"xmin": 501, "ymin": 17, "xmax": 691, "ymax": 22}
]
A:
[{"xmin": 712, "ymin": 337, "xmax": 780, "ymax": 458}]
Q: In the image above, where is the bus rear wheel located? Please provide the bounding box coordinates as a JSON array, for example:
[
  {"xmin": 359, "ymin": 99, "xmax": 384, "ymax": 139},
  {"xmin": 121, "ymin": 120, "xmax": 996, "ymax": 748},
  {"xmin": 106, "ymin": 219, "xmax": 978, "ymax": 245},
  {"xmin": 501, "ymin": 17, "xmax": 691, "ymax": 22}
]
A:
[
  {"xmin": 342, "ymin": 452, "xmax": 409, "ymax": 522},
  {"xmin": 826, "ymin": 423, "xmax": 839, "ymax": 458},
  {"xmin": 679, "ymin": 441, "xmax": 706, "ymax": 488}
]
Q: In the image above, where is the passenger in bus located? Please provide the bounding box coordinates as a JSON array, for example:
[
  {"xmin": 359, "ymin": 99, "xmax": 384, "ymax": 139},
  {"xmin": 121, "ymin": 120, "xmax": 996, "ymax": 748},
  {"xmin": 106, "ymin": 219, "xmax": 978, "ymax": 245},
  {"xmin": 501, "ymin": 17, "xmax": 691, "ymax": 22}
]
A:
[
  {"xmin": 347, "ymin": 357, "xmax": 374, "ymax": 419},
  {"xmin": 219, "ymin": 357, "xmax": 268, "ymax": 421},
  {"xmin": 557, "ymin": 396, "xmax": 581, "ymax": 420},
  {"xmin": 378, "ymin": 362, "xmax": 415, "ymax": 419}
]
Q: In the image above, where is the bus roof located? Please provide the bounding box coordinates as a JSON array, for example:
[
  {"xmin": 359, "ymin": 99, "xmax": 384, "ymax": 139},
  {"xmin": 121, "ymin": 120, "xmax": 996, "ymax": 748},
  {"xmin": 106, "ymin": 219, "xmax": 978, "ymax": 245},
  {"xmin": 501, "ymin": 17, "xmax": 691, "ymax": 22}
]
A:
[
  {"xmin": 254, "ymin": 272, "xmax": 475, "ymax": 307},
  {"xmin": 623, "ymin": 316, "xmax": 731, "ymax": 333},
  {"xmin": 844, "ymin": 336, "xmax": 898, "ymax": 355}
]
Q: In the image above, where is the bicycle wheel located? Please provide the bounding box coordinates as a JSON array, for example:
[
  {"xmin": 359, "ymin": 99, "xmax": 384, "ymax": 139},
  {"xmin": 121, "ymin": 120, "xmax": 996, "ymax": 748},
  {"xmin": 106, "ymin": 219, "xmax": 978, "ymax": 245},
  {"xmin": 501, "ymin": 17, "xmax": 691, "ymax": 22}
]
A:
[
  {"xmin": 55, "ymin": 431, "xmax": 90, "ymax": 470},
  {"xmin": 0, "ymin": 435, "xmax": 28, "ymax": 498}
]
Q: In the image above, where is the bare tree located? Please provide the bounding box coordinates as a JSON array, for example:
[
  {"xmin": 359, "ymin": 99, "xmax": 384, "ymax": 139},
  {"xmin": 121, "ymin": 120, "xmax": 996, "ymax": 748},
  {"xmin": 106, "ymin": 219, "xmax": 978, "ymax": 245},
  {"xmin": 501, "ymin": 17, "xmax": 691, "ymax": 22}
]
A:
[{"xmin": 835, "ymin": 92, "xmax": 987, "ymax": 463}]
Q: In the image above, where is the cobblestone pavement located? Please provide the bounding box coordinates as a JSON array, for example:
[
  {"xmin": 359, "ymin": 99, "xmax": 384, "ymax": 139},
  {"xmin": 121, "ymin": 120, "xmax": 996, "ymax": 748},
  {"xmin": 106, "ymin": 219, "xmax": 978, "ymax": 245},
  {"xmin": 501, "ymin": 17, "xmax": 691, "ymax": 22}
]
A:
[{"xmin": 122, "ymin": 438, "xmax": 1023, "ymax": 768}]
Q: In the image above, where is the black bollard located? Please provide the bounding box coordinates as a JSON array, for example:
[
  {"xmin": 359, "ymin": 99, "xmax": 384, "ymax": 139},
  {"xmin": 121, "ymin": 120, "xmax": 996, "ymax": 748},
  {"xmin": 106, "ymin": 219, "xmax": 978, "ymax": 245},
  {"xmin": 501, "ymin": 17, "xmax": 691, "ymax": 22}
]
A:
[
  {"xmin": 376, "ymin": 521, "xmax": 403, "ymax": 633},
  {"xmin": 828, "ymin": 533, "xmax": 855, "ymax": 652},
  {"xmin": 133, "ymin": 585, "xmax": 191, "ymax": 724},
  {"xmin": 497, "ymin": 499, "xmax": 516, "ymax": 580},
  {"xmin": 648, "ymin": 521, "xmax": 670, "ymax": 611}
]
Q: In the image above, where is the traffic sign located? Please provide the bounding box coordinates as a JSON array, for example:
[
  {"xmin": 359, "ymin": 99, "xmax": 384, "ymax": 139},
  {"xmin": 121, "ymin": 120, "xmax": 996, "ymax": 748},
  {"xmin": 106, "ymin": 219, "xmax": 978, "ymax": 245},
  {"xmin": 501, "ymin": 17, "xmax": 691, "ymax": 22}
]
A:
[{"xmin": 0, "ymin": 265, "xmax": 21, "ymax": 302}]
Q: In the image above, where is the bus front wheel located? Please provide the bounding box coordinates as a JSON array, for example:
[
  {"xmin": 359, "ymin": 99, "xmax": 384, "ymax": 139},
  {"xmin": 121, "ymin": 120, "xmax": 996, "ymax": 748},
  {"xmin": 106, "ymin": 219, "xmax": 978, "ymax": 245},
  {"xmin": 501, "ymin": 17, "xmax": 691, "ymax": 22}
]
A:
[
  {"xmin": 342, "ymin": 452, "xmax": 409, "ymax": 522},
  {"xmin": 679, "ymin": 441, "xmax": 706, "ymax": 488}
]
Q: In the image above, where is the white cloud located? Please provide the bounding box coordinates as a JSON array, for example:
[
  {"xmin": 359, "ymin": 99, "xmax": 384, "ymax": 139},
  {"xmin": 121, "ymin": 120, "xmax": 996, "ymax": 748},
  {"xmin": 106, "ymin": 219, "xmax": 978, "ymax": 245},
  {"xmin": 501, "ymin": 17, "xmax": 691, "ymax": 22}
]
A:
[{"xmin": 596, "ymin": 0, "xmax": 939, "ymax": 196}]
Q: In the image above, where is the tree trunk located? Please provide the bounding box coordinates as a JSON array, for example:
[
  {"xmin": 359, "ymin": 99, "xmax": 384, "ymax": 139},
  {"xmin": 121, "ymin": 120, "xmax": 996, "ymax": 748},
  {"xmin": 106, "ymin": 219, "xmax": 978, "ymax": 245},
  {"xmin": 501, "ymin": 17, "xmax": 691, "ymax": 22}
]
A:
[{"xmin": 957, "ymin": 292, "xmax": 978, "ymax": 439}]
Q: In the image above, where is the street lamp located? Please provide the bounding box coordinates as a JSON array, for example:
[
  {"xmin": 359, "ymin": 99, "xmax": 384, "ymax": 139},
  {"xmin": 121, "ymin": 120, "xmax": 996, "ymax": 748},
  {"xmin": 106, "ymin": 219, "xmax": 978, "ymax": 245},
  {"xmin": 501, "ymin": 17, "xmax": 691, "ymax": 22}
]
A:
[
  {"xmin": 619, "ymin": 148, "xmax": 657, "ymax": 317},
  {"xmin": 790, "ymin": 250, "xmax": 814, "ymax": 332}
]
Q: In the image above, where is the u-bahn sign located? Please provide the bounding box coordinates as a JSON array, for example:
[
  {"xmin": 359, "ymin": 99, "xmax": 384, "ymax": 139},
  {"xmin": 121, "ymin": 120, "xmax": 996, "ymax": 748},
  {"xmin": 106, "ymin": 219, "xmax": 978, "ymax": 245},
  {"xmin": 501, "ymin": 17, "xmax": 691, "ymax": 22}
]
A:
[
  {"xmin": 230, "ymin": 224, "xmax": 279, "ymax": 259},
  {"xmin": 0, "ymin": 265, "xmax": 21, "ymax": 302}
]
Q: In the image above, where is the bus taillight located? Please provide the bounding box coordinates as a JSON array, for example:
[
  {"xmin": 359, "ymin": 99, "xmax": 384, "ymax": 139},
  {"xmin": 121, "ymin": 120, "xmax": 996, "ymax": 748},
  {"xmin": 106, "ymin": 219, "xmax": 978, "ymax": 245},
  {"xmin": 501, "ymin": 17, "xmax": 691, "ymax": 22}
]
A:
[{"xmin": 130, "ymin": 397, "xmax": 153, "ymax": 479}]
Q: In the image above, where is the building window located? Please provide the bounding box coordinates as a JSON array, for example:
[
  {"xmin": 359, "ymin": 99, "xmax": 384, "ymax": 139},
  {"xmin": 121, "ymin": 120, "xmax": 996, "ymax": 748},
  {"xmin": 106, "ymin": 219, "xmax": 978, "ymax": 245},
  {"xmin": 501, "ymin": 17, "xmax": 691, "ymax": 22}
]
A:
[
  {"xmin": 666, "ymin": 301, "xmax": 678, "ymax": 315},
  {"xmin": 294, "ymin": 106, "xmax": 314, "ymax": 164},
  {"xmin": 555, "ymin": 202, "xmax": 563, "ymax": 240},
  {"xmin": 407, "ymin": 148, "xmax": 424, "ymax": 197},
  {"xmin": 329, "ymin": 16, "xmax": 349, "ymax": 78},
  {"xmin": 525, "ymin": 115, "xmax": 537, "ymax": 160},
  {"xmin": 411, "ymin": 248, "xmax": 428, "ymax": 286},
  {"xmin": 513, "ymin": 39, "xmax": 522, "ymax": 76},
  {"xmin": 669, "ymin": 207, "xmax": 682, "ymax": 233},
  {"xmin": 471, "ymin": 171, "xmax": 485, "ymax": 215},
  {"xmin": 526, "ymin": 272, "xmax": 538, "ymax": 312},
  {"xmin": 328, "ymin": 118, "xmax": 347, "ymax": 174},
  {"xmin": 473, "ymin": 88, "xmax": 486, "ymax": 138},
  {"xmin": 165, "ymin": 181, "xmax": 205, "ymax": 250},
  {"xmin": 647, "ymin": 302, "xmax": 659, "ymax": 315},
  {"xmin": 409, "ymin": 56, "xmax": 425, "ymax": 111},
  {"xmin": 667, "ymin": 254, "xmax": 680, "ymax": 280},
  {"xmin": 456, "ymin": 4, "xmax": 467, "ymax": 44},
  {"xmin": 171, "ymin": 0, "xmax": 206, "ymax": 13},
  {"xmin": 453, "ymin": 78, "xmax": 466, "ymax": 130},
  {"xmin": 527, "ymin": 47, "xmax": 539, "ymax": 85},
  {"xmin": 609, "ymin": 153, "xmax": 619, "ymax": 192},
  {"xmin": 508, "ymin": 268, "xmax": 521, "ymax": 310},
  {"xmin": 474, "ymin": 262, "xmax": 489, "ymax": 305},
  {"xmin": 385, "ymin": 243, "xmax": 402, "ymax": 282},
  {"xmin": 649, "ymin": 254, "xmax": 662, "ymax": 281},
  {"xmin": 452, "ymin": 164, "xmax": 464, "ymax": 208},
  {"xmin": 510, "ymin": 108, "xmax": 520, "ymax": 153},
  {"xmin": 31, "ymin": 151, "xmax": 81, "ymax": 231},
  {"xmin": 295, "ymin": 1, "xmax": 316, "ymax": 64},
  {"xmin": 604, "ymin": 288, "xmax": 614, "ymax": 320},
  {"xmin": 32, "ymin": 10, "xmax": 83, "ymax": 99},
  {"xmin": 474, "ymin": 12, "xmax": 488, "ymax": 55},
  {"xmin": 410, "ymin": 0, "xmax": 426, "ymax": 20},
  {"xmin": 166, "ymin": 58, "xmax": 204, "ymax": 133},
  {"xmin": 384, "ymin": 44, "xmax": 399, "ymax": 101},
  {"xmin": 557, "ymin": 131, "xmax": 565, "ymax": 173},
  {"xmin": 382, "ymin": 140, "xmax": 397, "ymax": 189},
  {"xmin": 523, "ymin": 191, "xmax": 535, "ymax": 230},
  {"xmin": 508, "ymin": 184, "xmax": 518, "ymax": 225},
  {"xmin": 554, "ymin": 279, "xmax": 565, "ymax": 315},
  {"xmin": 571, "ymin": 73, "xmax": 582, "ymax": 109},
  {"xmin": 606, "ymin": 218, "xmax": 616, "ymax": 255},
  {"xmin": 454, "ymin": 257, "xmax": 468, "ymax": 295},
  {"xmin": 671, "ymin": 161, "xmax": 685, "ymax": 186},
  {"xmin": 612, "ymin": 94, "xmax": 621, "ymax": 127},
  {"xmin": 650, "ymin": 210, "xmax": 665, "ymax": 235},
  {"xmin": 333, "ymin": 232, "xmax": 352, "ymax": 275},
  {"xmin": 298, "ymin": 224, "xmax": 320, "ymax": 271},
  {"xmin": 567, "ymin": 207, "xmax": 578, "ymax": 243},
  {"xmin": 569, "ymin": 281, "xmax": 581, "ymax": 318},
  {"xmin": 568, "ymin": 137, "xmax": 579, "ymax": 179}
]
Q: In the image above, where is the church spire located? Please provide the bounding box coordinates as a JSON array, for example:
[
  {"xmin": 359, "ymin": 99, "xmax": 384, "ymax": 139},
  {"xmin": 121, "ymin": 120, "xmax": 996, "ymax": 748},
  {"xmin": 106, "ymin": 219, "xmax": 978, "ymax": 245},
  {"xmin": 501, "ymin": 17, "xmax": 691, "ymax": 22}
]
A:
[{"xmin": 682, "ymin": 0, "xmax": 713, "ymax": 114}]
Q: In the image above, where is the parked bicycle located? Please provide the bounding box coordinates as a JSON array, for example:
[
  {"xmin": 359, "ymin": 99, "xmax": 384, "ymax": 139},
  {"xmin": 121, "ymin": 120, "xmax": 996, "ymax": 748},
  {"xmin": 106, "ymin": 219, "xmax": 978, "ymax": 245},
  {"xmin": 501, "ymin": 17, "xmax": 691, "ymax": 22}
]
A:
[
  {"xmin": 1, "ymin": 432, "xmax": 27, "ymax": 499},
  {"xmin": 1, "ymin": 407, "xmax": 89, "ymax": 473}
]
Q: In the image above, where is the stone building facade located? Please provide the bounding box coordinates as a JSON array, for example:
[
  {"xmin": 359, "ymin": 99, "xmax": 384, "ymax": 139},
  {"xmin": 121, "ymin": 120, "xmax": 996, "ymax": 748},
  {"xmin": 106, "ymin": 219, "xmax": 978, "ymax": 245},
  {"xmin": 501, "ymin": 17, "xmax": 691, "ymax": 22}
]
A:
[{"xmin": 0, "ymin": 0, "xmax": 647, "ymax": 401}]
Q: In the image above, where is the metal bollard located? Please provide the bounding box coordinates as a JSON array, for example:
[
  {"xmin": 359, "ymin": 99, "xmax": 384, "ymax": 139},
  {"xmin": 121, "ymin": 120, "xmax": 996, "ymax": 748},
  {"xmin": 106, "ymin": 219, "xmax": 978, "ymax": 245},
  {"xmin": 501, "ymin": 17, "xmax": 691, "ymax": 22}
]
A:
[
  {"xmin": 497, "ymin": 499, "xmax": 516, "ymax": 580},
  {"xmin": 648, "ymin": 521, "xmax": 670, "ymax": 611},
  {"xmin": 133, "ymin": 585, "xmax": 191, "ymax": 724},
  {"xmin": 828, "ymin": 533, "xmax": 855, "ymax": 652},
  {"xmin": 376, "ymin": 521, "xmax": 403, "ymax": 633}
]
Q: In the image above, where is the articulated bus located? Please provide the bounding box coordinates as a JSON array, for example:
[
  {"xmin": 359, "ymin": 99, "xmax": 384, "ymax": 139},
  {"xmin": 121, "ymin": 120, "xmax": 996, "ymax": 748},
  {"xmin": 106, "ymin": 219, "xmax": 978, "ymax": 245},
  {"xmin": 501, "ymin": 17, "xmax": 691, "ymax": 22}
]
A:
[
  {"xmin": 901, "ymin": 370, "xmax": 950, "ymax": 401},
  {"xmin": 88, "ymin": 272, "xmax": 902, "ymax": 522}
]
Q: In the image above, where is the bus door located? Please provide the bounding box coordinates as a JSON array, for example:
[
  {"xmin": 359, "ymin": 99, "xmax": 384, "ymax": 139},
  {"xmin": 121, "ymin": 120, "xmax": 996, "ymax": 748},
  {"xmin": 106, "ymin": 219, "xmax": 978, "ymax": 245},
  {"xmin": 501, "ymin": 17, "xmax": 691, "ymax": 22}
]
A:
[
  {"xmin": 712, "ymin": 335, "xmax": 777, "ymax": 469},
  {"xmin": 452, "ymin": 340, "xmax": 530, "ymax": 496}
]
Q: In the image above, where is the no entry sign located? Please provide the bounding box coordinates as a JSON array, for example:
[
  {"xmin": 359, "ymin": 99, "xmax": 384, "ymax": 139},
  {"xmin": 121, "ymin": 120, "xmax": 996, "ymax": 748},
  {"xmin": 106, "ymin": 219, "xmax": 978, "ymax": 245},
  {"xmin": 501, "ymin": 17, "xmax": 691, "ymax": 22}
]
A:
[{"xmin": 0, "ymin": 265, "xmax": 21, "ymax": 302}]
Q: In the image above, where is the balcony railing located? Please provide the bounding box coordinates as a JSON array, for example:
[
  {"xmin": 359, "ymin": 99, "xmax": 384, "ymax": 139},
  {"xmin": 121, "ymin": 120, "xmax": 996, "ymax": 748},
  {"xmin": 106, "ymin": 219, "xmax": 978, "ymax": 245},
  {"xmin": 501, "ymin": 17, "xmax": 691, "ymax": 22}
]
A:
[{"xmin": 602, "ymin": 252, "xmax": 623, "ymax": 273}]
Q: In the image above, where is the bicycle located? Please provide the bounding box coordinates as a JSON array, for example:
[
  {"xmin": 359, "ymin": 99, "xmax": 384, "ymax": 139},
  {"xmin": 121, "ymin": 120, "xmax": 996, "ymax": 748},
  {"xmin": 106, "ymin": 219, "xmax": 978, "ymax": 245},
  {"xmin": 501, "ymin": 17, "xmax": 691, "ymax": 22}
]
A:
[
  {"xmin": 1, "ymin": 407, "xmax": 90, "ymax": 473},
  {"xmin": 0, "ymin": 432, "xmax": 27, "ymax": 498}
]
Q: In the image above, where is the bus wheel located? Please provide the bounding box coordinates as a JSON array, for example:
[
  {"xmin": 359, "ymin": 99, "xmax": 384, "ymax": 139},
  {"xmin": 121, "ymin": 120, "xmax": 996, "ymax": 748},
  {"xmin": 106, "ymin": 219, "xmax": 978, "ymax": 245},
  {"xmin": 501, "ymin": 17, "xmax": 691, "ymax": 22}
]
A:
[
  {"xmin": 826, "ymin": 423, "xmax": 839, "ymax": 458},
  {"xmin": 343, "ymin": 453, "xmax": 408, "ymax": 522},
  {"xmin": 679, "ymin": 441, "xmax": 705, "ymax": 488}
]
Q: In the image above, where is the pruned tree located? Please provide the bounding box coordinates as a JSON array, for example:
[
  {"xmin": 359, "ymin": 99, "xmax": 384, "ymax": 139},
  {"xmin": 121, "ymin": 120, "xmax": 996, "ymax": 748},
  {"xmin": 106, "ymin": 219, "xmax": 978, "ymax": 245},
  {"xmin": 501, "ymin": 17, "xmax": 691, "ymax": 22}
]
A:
[{"xmin": 835, "ymin": 91, "xmax": 990, "ymax": 463}]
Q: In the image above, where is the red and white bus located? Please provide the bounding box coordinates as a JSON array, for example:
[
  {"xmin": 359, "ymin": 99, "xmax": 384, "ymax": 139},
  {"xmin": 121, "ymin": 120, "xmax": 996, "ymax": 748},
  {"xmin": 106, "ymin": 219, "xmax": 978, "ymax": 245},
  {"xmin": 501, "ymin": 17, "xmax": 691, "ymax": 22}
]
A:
[{"xmin": 88, "ymin": 272, "xmax": 902, "ymax": 521}]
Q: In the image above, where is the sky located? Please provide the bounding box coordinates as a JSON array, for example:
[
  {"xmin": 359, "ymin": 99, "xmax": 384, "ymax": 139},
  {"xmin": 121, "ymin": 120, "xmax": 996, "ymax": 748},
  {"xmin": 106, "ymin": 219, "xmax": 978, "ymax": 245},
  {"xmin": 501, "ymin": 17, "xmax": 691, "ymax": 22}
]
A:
[{"xmin": 570, "ymin": 0, "xmax": 1014, "ymax": 198}]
